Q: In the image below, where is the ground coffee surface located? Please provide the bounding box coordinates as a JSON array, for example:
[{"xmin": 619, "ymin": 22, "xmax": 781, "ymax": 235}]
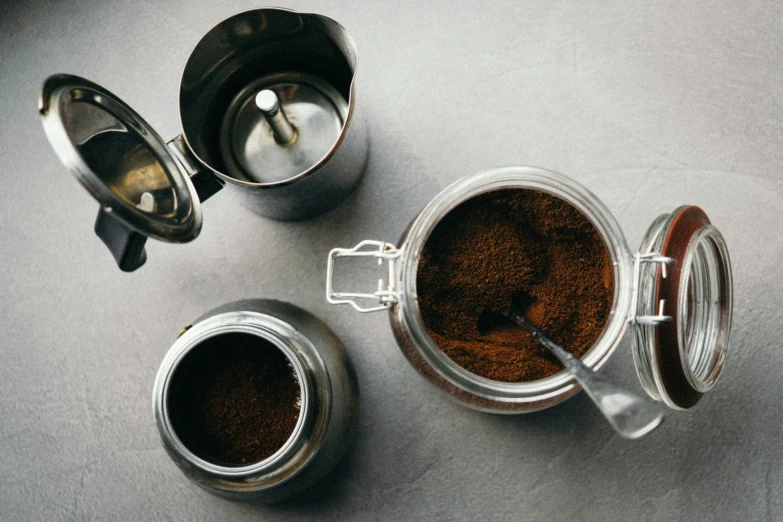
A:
[
  {"xmin": 417, "ymin": 189, "xmax": 614, "ymax": 382},
  {"xmin": 168, "ymin": 332, "xmax": 301, "ymax": 466}
]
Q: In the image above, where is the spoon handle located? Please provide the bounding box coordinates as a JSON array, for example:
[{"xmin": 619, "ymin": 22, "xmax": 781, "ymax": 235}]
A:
[{"xmin": 504, "ymin": 310, "xmax": 665, "ymax": 440}]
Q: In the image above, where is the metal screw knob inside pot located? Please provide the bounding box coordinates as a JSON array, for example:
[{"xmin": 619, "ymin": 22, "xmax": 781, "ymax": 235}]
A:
[
  {"xmin": 220, "ymin": 72, "xmax": 349, "ymax": 184},
  {"xmin": 255, "ymin": 90, "xmax": 297, "ymax": 146}
]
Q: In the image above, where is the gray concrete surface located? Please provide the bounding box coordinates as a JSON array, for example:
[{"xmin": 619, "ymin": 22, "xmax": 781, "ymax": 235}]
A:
[{"xmin": 2, "ymin": 1, "xmax": 782, "ymax": 520}]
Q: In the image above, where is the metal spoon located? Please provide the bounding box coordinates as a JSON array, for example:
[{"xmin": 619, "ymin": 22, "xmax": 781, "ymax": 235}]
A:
[{"xmin": 499, "ymin": 304, "xmax": 665, "ymax": 439}]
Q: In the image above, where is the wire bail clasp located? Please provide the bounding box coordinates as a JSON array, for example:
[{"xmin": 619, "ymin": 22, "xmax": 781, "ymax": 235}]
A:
[
  {"xmin": 631, "ymin": 252, "xmax": 677, "ymax": 326},
  {"xmin": 326, "ymin": 240, "xmax": 403, "ymax": 313}
]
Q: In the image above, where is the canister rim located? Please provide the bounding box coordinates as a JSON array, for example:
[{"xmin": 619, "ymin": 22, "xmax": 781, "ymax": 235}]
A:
[{"xmin": 153, "ymin": 311, "xmax": 316, "ymax": 479}]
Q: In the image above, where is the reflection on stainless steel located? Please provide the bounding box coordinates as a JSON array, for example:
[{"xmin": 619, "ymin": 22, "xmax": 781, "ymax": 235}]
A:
[
  {"xmin": 77, "ymin": 124, "xmax": 175, "ymax": 216},
  {"xmin": 153, "ymin": 300, "xmax": 359, "ymax": 502},
  {"xmin": 61, "ymin": 93, "xmax": 127, "ymax": 145},
  {"xmin": 39, "ymin": 75, "xmax": 202, "ymax": 244},
  {"xmin": 39, "ymin": 8, "xmax": 366, "ymax": 271},
  {"xmin": 220, "ymin": 73, "xmax": 347, "ymax": 184},
  {"xmin": 255, "ymin": 89, "xmax": 297, "ymax": 145},
  {"xmin": 179, "ymin": 9, "xmax": 368, "ymax": 220}
]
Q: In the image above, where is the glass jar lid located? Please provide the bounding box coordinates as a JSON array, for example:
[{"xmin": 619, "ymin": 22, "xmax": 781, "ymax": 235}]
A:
[
  {"xmin": 39, "ymin": 74, "xmax": 202, "ymax": 242},
  {"xmin": 632, "ymin": 206, "xmax": 733, "ymax": 409}
]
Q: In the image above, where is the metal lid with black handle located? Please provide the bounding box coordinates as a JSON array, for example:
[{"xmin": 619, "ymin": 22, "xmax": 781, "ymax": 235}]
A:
[{"xmin": 39, "ymin": 74, "xmax": 222, "ymax": 271}]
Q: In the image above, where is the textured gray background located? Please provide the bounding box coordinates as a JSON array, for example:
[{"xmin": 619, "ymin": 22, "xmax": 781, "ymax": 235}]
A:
[{"xmin": 1, "ymin": 0, "xmax": 782, "ymax": 520}]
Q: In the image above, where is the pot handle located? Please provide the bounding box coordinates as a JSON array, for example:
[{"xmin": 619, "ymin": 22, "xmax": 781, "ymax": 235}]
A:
[
  {"xmin": 94, "ymin": 207, "xmax": 147, "ymax": 272},
  {"xmin": 91, "ymin": 137, "xmax": 224, "ymax": 273},
  {"xmin": 326, "ymin": 240, "xmax": 402, "ymax": 313}
]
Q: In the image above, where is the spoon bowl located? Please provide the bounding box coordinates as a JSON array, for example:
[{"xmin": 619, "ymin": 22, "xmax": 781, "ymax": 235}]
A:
[{"xmin": 494, "ymin": 298, "xmax": 664, "ymax": 439}]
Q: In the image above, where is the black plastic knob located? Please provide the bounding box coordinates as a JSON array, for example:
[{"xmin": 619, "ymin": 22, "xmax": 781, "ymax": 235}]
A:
[{"xmin": 94, "ymin": 207, "xmax": 147, "ymax": 272}]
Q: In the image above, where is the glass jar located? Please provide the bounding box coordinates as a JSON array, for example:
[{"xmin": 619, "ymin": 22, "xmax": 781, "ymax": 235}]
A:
[
  {"xmin": 326, "ymin": 166, "xmax": 732, "ymax": 413},
  {"xmin": 152, "ymin": 299, "xmax": 359, "ymax": 502}
]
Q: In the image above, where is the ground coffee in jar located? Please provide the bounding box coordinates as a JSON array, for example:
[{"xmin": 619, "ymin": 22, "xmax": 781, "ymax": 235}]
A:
[
  {"xmin": 167, "ymin": 332, "xmax": 301, "ymax": 466},
  {"xmin": 417, "ymin": 189, "xmax": 614, "ymax": 382}
]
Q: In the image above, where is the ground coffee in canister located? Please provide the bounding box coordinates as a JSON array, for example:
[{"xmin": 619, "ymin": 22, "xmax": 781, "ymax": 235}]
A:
[
  {"xmin": 417, "ymin": 189, "xmax": 614, "ymax": 382},
  {"xmin": 168, "ymin": 332, "xmax": 301, "ymax": 466}
]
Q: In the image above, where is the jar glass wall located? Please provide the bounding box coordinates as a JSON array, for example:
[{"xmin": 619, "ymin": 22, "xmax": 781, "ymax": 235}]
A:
[{"xmin": 390, "ymin": 167, "xmax": 636, "ymax": 412}]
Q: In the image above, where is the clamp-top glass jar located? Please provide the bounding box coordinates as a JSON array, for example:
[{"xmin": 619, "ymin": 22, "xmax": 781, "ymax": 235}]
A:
[
  {"xmin": 327, "ymin": 167, "xmax": 733, "ymax": 413},
  {"xmin": 39, "ymin": 8, "xmax": 367, "ymax": 271}
]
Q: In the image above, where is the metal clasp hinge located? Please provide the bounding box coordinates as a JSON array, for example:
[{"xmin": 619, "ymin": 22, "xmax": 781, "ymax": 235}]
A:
[
  {"xmin": 326, "ymin": 240, "xmax": 403, "ymax": 313},
  {"xmin": 631, "ymin": 252, "xmax": 676, "ymax": 326},
  {"xmin": 167, "ymin": 135, "xmax": 224, "ymax": 202}
]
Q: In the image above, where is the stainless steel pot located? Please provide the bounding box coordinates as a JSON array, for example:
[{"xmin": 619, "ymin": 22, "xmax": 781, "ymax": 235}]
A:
[
  {"xmin": 39, "ymin": 8, "xmax": 368, "ymax": 271},
  {"xmin": 152, "ymin": 299, "xmax": 359, "ymax": 502}
]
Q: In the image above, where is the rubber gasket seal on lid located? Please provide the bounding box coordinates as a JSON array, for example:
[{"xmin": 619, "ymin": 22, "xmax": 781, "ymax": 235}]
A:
[{"xmin": 654, "ymin": 206, "xmax": 715, "ymax": 409}]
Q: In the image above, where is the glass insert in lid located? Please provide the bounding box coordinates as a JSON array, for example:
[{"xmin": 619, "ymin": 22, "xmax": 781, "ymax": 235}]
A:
[
  {"xmin": 676, "ymin": 223, "xmax": 732, "ymax": 393},
  {"xmin": 39, "ymin": 74, "xmax": 202, "ymax": 243}
]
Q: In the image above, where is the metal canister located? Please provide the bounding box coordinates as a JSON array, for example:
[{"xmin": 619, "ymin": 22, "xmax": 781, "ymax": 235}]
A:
[
  {"xmin": 39, "ymin": 8, "xmax": 367, "ymax": 271},
  {"xmin": 152, "ymin": 299, "xmax": 359, "ymax": 502}
]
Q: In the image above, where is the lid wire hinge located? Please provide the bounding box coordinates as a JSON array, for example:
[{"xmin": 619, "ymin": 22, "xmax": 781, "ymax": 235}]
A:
[{"xmin": 630, "ymin": 252, "xmax": 676, "ymax": 326}]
